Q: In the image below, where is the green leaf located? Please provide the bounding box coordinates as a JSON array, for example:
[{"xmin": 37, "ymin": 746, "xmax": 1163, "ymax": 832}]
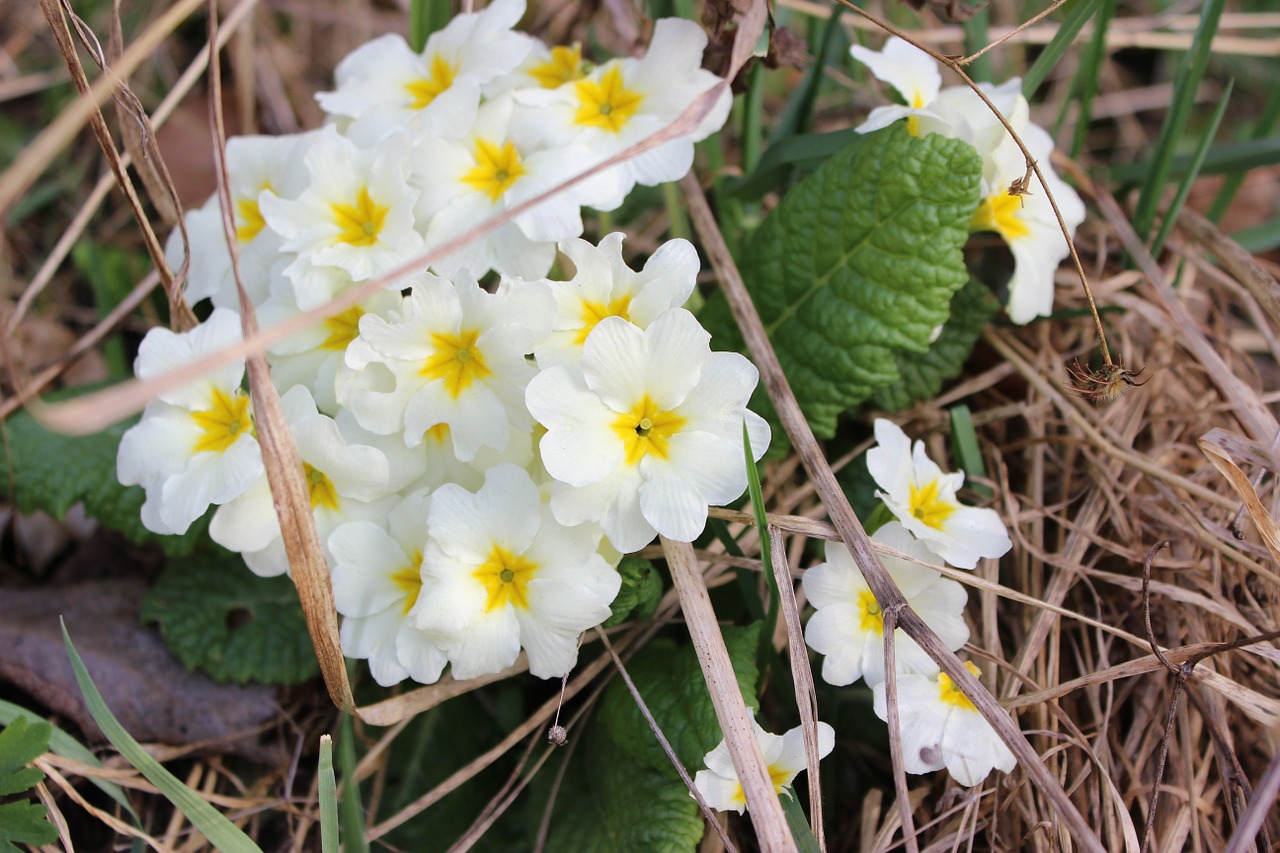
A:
[
  {"xmin": 0, "ymin": 801, "xmax": 58, "ymax": 850},
  {"xmin": 546, "ymin": 625, "xmax": 762, "ymax": 852},
  {"xmin": 603, "ymin": 556, "xmax": 662, "ymax": 628},
  {"xmin": 140, "ymin": 553, "xmax": 319, "ymax": 684},
  {"xmin": 949, "ymin": 404, "xmax": 992, "ymax": 501},
  {"xmin": 318, "ymin": 736, "xmax": 339, "ymax": 853},
  {"xmin": 717, "ymin": 126, "xmax": 981, "ymax": 437},
  {"xmin": 0, "ymin": 717, "xmax": 50, "ymax": 797},
  {"xmin": 869, "ymin": 278, "xmax": 1000, "ymax": 411},
  {"xmin": 1022, "ymin": 0, "xmax": 1105, "ymax": 99},
  {"xmin": 61, "ymin": 621, "xmax": 264, "ymax": 853},
  {"xmin": 0, "ymin": 388, "xmax": 210, "ymax": 555}
]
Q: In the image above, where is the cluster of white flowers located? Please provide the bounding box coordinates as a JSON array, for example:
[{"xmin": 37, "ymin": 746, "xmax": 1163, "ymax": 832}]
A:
[
  {"xmin": 850, "ymin": 37, "xmax": 1087, "ymax": 325},
  {"xmin": 117, "ymin": 1, "xmax": 770, "ymax": 687},
  {"xmin": 804, "ymin": 419, "xmax": 1016, "ymax": 787}
]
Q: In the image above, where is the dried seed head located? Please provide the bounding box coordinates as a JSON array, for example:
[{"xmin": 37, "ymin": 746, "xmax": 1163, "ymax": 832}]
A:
[
  {"xmin": 547, "ymin": 725, "xmax": 568, "ymax": 746},
  {"xmin": 1066, "ymin": 359, "xmax": 1149, "ymax": 404}
]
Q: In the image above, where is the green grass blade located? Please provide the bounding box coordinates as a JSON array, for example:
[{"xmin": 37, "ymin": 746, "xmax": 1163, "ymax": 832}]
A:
[
  {"xmin": 1148, "ymin": 78, "xmax": 1234, "ymax": 259},
  {"xmin": 339, "ymin": 713, "xmax": 368, "ymax": 853},
  {"xmin": 1023, "ymin": 0, "xmax": 1105, "ymax": 99},
  {"xmin": 742, "ymin": 63, "xmax": 766, "ymax": 174},
  {"xmin": 1131, "ymin": 0, "xmax": 1227, "ymax": 238},
  {"xmin": 768, "ymin": 7, "xmax": 846, "ymax": 144},
  {"xmin": 963, "ymin": 5, "xmax": 992, "ymax": 84},
  {"xmin": 60, "ymin": 620, "xmax": 263, "ymax": 853},
  {"xmin": 743, "ymin": 422, "xmax": 780, "ymax": 685},
  {"xmin": 949, "ymin": 404, "xmax": 991, "ymax": 500},
  {"xmin": 1208, "ymin": 83, "xmax": 1280, "ymax": 222},
  {"xmin": 318, "ymin": 735, "xmax": 338, "ymax": 853},
  {"xmin": 0, "ymin": 700, "xmax": 137, "ymax": 820},
  {"xmin": 780, "ymin": 789, "xmax": 823, "ymax": 853},
  {"xmin": 1070, "ymin": 0, "xmax": 1115, "ymax": 159},
  {"xmin": 409, "ymin": 0, "xmax": 453, "ymax": 52},
  {"xmin": 1110, "ymin": 137, "xmax": 1280, "ymax": 184}
]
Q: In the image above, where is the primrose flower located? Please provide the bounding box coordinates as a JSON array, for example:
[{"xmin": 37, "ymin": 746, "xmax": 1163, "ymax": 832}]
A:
[
  {"xmin": 872, "ymin": 661, "xmax": 1017, "ymax": 786},
  {"xmin": 338, "ymin": 271, "xmax": 554, "ymax": 460},
  {"xmin": 259, "ymin": 127, "xmax": 422, "ymax": 298},
  {"xmin": 532, "ymin": 232, "xmax": 698, "ymax": 368},
  {"xmin": 850, "ymin": 36, "xmax": 945, "ymax": 138},
  {"xmin": 489, "ymin": 37, "xmax": 589, "ymax": 95},
  {"xmin": 209, "ymin": 385, "xmax": 393, "ymax": 577},
  {"xmin": 410, "ymin": 94, "xmax": 610, "ymax": 280},
  {"xmin": 410, "ymin": 464, "xmax": 620, "ymax": 680},
  {"xmin": 166, "ymin": 133, "xmax": 314, "ymax": 311},
  {"xmin": 526, "ymin": 308, "xmax": 770, "ymax": 553},
  {"xmin": 514, "ymin": 18, "xmax": 731, "ymax": 210},
  {"xmin": 970, "ymin": 126, "xmax": 1086, "ymax": 324},
  {"xmin": 329, "ymin": 488, "xmax": 449, "ymax": 686},
  {"xmin": 803, "ymin": 522, "xmax": 968, "ymax": 687},
  {"xmin": 693, "ymin": 720, "xmax": 835, "ymax": 814},
  {"xmin": 117, "ymin": 309, "xmax": 261, "ymax": 535},
  {"xmin": 866, "ymin": 419, "xmax": 1010, "ymax": 570},
  {"xmin": 317, "ymin": 0, "xmax": 530, "ymax": 143}
]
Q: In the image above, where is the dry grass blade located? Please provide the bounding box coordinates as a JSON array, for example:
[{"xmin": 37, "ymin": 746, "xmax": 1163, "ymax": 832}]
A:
[
  {"xmin": 1224, "ymin": 748, "xmax": 1280, "ymax": 853},
  {"xmin": 1198, "ymin": 429, "xmax": 1280, "ymax": 562},
  {"xmin": 662, "ymin": 536, "xmax": 796, "ymax": 852},
  {"xmin": 1177, "ymin": 208, "xmax": 1280, "ymax": 331},
  {"xmin": 680, "ymin": 173, "xmax": 1106, "ymax": 853}
]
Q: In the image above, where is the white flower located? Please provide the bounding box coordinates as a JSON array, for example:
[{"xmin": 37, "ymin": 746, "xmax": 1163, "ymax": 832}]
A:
[
  {"xmin": 317, "ymin": 0, "xmax": 531, "ymax": 143},
  {"xmin": 487, "ymin": 37, "xmax": 588, "ymax": 95},
  {"xmin": 802, "ymin": 522, "xmax": 968, "ymax": 687},
  {"xmin": 514, "ymin": 18, "xmax": 731, "ymax": 210},
  {"xmin": 410, "ymin": 94, "xmax": 610, "ymax": 280},
  {"xmin": 850, "ymin": 36, "xmax": 944, "ymax": 138},
  {"xmin": 693, "ymin": 720, "xmax": 835, "ymax": 814},
  {"xmin": 872, "ymin": 661, "xmax": 1016, "ymax": 786},
  {"xmin": 865, "ymin": 419, "xmax": 1010, "ymax": 570},
  {"xmin": 329, "ymin": 488, "xmax": 449, "ymax": 686},
  {"xmin": 259, "ymin": 127, "xmax": 422, "ymax": 298},
  {"xmin": 969, "ymin": 126, "xmax": 1086, "ymax": 324},
  {"xmin": 116, "ymin": 309, "xmax": 262, "ymax": 535},
  {"xmin": 209, "ymin": 385, "xmax": 392, "ymax": 577},
  {"xmin": 166, "ymin": 133, "xmax": 315, "ymax": 311},
  {"xmin": 532, "ymin": 232, "xmax": 698, "ymax": 368},
  {"xmin": 338, "ymin": 270, "xmax": 554, "ymax": 460},
  {"xmin": 525, "ymin": 308, "xmax": 770, "ymax": 553},
  {"xmin": 409, "ymin": 463, "xmax": 620, "ymax": 680}
]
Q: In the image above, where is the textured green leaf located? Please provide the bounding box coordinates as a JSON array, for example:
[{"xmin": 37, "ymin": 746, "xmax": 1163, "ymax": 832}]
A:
[
  {"xmin": 603, "ymin": 556, "xmax": 662, "ymax": 628},
  {"xmin": 870, "ymin": 278, "xmax": 999, "ymax": 411},
  {"xmin": 545, "ymin": 625, "xmax": 762, "ymax": 853},
  {"xmin": 720, "ymin": 127, "xmax": 981, "ymax": 437},
  {"xmin": 0, "ymin": 801, "xmax": 58, "ymax": 850},
  {"xmin": 0, "ymin": 389, "xmax": 209, "ymax": 555},
  {"xmin": 141, "ymin": 554, "xmax": 318, "ymax": 685},
  {"xmin": 0, "ymin": 717, "xmax": 50, "ymax": 796}
]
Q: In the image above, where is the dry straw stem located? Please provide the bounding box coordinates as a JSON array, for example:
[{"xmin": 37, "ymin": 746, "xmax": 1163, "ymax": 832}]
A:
[
  {"xmin": 679, "ymin": 175, "xmax": 1104, "ymax": 853},
  {"xmin": 1176, "ymin": 207, "xmax": 1280, "ymax": 332},
  {"xmin": 663, "ymin": 536, "xmax": 796, "ymax": 853}
]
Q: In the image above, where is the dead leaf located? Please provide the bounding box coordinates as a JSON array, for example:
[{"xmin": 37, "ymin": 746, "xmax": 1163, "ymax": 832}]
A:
[{"xmin": 0, "ymin": 578, "xmax": 282, "ymax": 763}]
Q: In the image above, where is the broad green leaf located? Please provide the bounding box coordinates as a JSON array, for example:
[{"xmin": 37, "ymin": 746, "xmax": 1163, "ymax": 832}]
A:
[
  {"xmin": 0, "ymin": 389, "xmax": 209, "ymax": 555},
  {"xmin": 603, "ymin": 556, "xmax": 662, "ymax": 628},
  {"xmin": 0, "ymin": 717, "xmax": 50, "ymax": 797},
  {"xmin": 546, "ymin": 625, "xmax": 761, "ymax": 852},
  {"xmin": 141, "ymin": 554, "xmax": 318, "ymax": 684},
  {"xmin": 0, "ymin": 800, "xmax": 58, "ymax": 850},
  {"xmin": 61, "ymin": 622, "xmax": 263, "ymax": 853},
  {"xmin": 713, "ymin": 127, "xmax": 981, "ymax": 437},
  {"xmin": 870, "ymin": 278, "xmax": 999, "ymax": 412}
]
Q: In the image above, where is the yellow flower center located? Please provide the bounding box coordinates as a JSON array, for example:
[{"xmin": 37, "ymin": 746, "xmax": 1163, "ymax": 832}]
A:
[
  {"xmin": 460, "ymin": 139, "xmax": 527, "ymax": 202},
  {"xmin": 303, "ymin": 463, "xmax": 340, "ymax": 511},
  {"xmin": 529, "ymin": 44, "xmax": 586, "ymax": 89},
  {"xmin": 858, "ymin": 589, "xmax": 884, "ymax": 634},
  {"xmin": 424, "ymin": 423, "xmax": 450, "ymax": 446},
  {"xmin": 331, "ymin": 187, "xmax": 389, "ymax": 247},
  {"xmin": 474, "ymin": 545, "xmax": 539, "ymax": 612},
  {"xmin": 937, "ymin": 661, "xmax": 983, "ymax": 711},
  {"xmin": 320, "ymin": 305, "xmax": 365, "ymax": 352},
  {"xmin": 908, "ymin": 478, "xmax": 956, "ymax": 531},
  {"xmin": 573, "ymin": 65, "xmax": 643, "ymax": 133},
  {"xmin": 906, "ymin": 90, "xmax": 927, "ymax": 137},
  {"xmin": 574, "ymin": 295, "xmax": 632, "ymax": 344},
  {"xmin": 235, "ymin": 191, "xmax": 268, "ymax": 242},
  {"xmin": 611, "ymin": 395, "xmax": 685, "ymax": 465},
  {"xmin": 190, "ymin": 387, "xmax": 252, "ymax": 454},
  {"xmin": 971, "ymin": 192, "xmax": 1031, "ymax": 241},
  {"xmin": 420, "ymin": 329, "xmax": 492, "ymax": 398},
  {"xmin": 390, "ymin": 551, "xmax": 424, "ymax": 616},
  {"xmin": 405, "ymin": 54, "xmax": 456, "ymax": 109}
]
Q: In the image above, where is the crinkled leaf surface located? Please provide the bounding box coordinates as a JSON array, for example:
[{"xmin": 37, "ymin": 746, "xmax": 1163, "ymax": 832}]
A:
[
  {"xmin": 0, "ymin": 388, "xmax": 209, "ymax": 555},
  {"xmin": 545, "ymin": 624, "xmax": 761, "ymax": 852},
  {"xmin": 706, "ymin": 127, "xmax": 981, "ymax": 437},
  {"xmin": 603, "ymin": 556, "xmax": 662, "ymax": 628},
  {"xmin": 0, "ymin": 717, "xmax": 57, "ymax": 849},
  {"xmin": 871, "ymin": 278, "xmax": 1000, "ymax": 411},
  {"xmin": 141, "ymin": 554, "xmax": 318, "ymax": 685}
]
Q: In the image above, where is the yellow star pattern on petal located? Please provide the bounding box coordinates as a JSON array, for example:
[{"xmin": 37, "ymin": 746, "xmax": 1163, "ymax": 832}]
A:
[
  {"xmin": 573, "ymin": 65, "xmax": 643, "ymax": 133},
  {"xmin": 460, "ymin": 139, "xmax": 527, "ymax": 201},
  {"xmin": 190, "ymin": 387, "xmax": 252, "ymax": 454},
  {"xmin": 611, "ymin": 395, "xmax": 685, "ymax": 465},
  {"xmin": 331, "ymin": 187, "xmax": 389, "ymax": 247},
  {"xmin": 474, "ymin": 545, "xmax": 539, "ymax": 612},
  {"xmin": 420, "ymin": 329, "xmax": 492, "ymax": 398}
]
